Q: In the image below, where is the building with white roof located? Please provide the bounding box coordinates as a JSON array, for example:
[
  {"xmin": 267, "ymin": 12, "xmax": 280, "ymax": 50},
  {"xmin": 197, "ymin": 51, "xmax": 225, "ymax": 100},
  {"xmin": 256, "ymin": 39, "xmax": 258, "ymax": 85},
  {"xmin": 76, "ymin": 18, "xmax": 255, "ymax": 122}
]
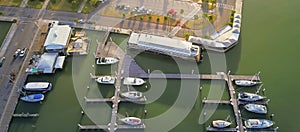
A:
[
  {"xmin": 36, "ymin": 53, "xmax": 65, "ymax": 74},
  {"xmin": 44, "ymin": 23, "xmax": 72, "ymax": 52},
  {"xmin": 189, "ymin": 13, "xmax": 242, "ymax": 52},
  {"xmin": 128, "ymin": 32, "xmax": 200, "ymax": 60}
]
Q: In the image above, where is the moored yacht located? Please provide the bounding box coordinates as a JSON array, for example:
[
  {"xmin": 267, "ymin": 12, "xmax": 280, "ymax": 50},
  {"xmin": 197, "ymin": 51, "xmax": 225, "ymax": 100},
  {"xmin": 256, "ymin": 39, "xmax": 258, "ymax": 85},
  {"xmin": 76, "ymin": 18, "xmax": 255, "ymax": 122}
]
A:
[
  {"xmin": 24, "ymin": 82, "xmax": 52, "ymax": 93},
  {"xmin": 20, "ymin": 94, "xmax": 44, "ymax": 103},
  {"xmin": 95, "ymin": 76, "xmax": 116, "ymax": 84},
  {"xmin": 238, "ymin": 92, "xmax": 266, "ymax": 102},
  {"xmin": 96, "ymin": 57, "xmax": 119, "ymax": 65},
  {"xmin": 235, "ymin": 80, "xmax": 261, "ymax": 87},
  {"xmin": 244, "ymin": 104, "xmax": 267, "ymax": 114},
  {"xmin": 121, "ymin": 91, "xmax": 143, "ymax": 99},
  {"xmin": 120, "ymin": 117, "xmax": 141, "ymax": 125},
  {"xmin": 244, "ymin": 119, "xmax": 273, "ymax": 129},
  {"xmin": 212, "ymin": 120, "xmax": 231, "ymax": 128},
  {"xmin": 123, "ymin": 77, "xmax": 145, "ymax": 86}
]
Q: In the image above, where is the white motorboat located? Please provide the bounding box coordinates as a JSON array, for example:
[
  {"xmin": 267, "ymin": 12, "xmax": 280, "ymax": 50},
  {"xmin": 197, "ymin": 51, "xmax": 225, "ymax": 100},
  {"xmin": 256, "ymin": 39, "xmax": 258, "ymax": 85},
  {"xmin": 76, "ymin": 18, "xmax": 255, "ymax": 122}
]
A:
[
  {"xmin": 120, "ymin": 117, "xmax": 141, "ymax": 125},
  {"xmin": 123, "ymin": 77, "xmax": 145, "ymax": 86},
  {"xmin": 238, "ymin": 92, "xmax": 266, "ymax": 102},
  {"xmin": 95, "ymin": 76, "xmax": 116, "ymax": 84},
  {"xmin": 235, "ymin": 80, "xmax": 261, "ymax": 87},
  {"xmin": 24, "ymin": 82, "xmax": 52, "ymax": 92},
  {"xmin": 212, "ymin": 120, "xmax": 231, "ymax": 128},
  {"xmin": 20, "ymin": 94, "xmax": 44, "ymax": 103},
  {"xmin": 121, "ymin": 91, "xmax": 143, "ymax": 99},
  {"xmin": 244, "ymin": 104, "xmax": 267, "ymax": 114},
  {"xmin": 244, "ymin": 119, "xmax": 273, "ymax": 129},
  {"xmin": 96, "ymin": 57, "xmax": 119, "ymax": 65}
]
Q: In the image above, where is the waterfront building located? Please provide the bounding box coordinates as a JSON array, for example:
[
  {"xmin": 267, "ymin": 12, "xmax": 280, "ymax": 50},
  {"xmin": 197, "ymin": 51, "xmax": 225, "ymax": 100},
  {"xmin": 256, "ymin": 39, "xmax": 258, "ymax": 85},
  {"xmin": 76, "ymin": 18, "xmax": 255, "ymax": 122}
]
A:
[
  {"xmin": 43, "ymin": 22, "xmax": 72, "ymax": 53},
  {"xmin": 189, "ymin": 13, "xmax": 241, "ymax": 52},
  {"xmin": 128, "ymin": 32, "xmax": 200, "ymax": 61}
]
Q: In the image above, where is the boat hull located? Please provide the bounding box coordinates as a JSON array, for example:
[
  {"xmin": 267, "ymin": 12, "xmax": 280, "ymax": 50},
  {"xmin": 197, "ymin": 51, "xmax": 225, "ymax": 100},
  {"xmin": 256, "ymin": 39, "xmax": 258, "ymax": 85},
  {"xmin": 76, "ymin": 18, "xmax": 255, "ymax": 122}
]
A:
[
  {"xmin": 235, "ymin": 80, "xmax": 260, "ymax": 87},
  {"xmin": 244, "ymin": 104, "xmax": 267, "ymax": 114},
  {"xmin": 20, "ymin": 94, "xmax": 44, "ymax": 103},
  {"xmin": 123, "ymin": 77, "xmax": 145, "ymax": 86},
  {"xmin": 24, "ymin": 82, "xmax": 52, "ymax": 92},
  {"xmin": 238, "ymin": 92, "xmax": 266, "ymax": 102},
  {"xmin": 121, "ymin": 91, "xmax": 143, "ymax": 99},
  {"xmin": 96, "ymin": 76, "xmax": 116, "ymax": 84},
  {"xmin": 120, "ymin": 117, "xmax": 141, "ymax": 125},
  {"xmin": 244, "ymin": 119, "xmax": 273, "ymax": 129},
  {"xmin": 212, "ymin": 120, "xmax": 231, "ymax": 128},
  {"xmin": 96, "ymin": 57, "xmax": 119, "ymax": 65}
]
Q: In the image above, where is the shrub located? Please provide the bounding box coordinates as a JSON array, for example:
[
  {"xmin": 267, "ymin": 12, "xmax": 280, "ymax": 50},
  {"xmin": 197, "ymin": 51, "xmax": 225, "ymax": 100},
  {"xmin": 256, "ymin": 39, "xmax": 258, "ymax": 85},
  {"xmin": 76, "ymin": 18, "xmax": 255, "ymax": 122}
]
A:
[
  {"xmin": 12, "ymin": 19, "xmax": 17, "ymax": 23},
  {"xmin": 74, "ymin": 18, "xmax": 78, "ymax": 22}
]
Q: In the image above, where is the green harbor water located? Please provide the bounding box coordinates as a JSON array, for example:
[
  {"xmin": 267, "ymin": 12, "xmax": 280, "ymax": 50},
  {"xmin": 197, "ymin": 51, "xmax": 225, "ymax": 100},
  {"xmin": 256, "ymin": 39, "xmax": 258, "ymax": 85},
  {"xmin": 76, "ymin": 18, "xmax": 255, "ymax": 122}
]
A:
[
  {"xmin": 0, "ymin": 21, "xmax": 12, "ymax": 47},
  {"xmin": 8, "ymin": 0, "xmax": 300, "ymax": 131}
]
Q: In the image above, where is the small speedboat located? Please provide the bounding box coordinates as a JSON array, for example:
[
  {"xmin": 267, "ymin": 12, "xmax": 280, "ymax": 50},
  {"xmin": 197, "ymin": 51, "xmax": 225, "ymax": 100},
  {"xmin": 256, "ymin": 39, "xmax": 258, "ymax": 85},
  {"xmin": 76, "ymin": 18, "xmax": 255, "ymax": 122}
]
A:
[
  {"xmin": 244, "ymin": 104, "xmax": 267, "ymax": 114},
  {"xmin": 212, "ymin": 120, "xmax": 231, "ymax": 128},
  {"xmin": 123, "ymin": 77, "xmax": 145, "ymax": 86},
  {"xmin": 20, "ymin": 94, "xmax": 44, "ymax": 103},
  {"xmin": 120, "ymin": 117, "xmax": 141, "ymax": 125},
  {"xmin": 96, "ymin": 57, "xmax": 119, "ymax": 65},
  {"xmin": 121, "ymin": 91, "xmax": 143, "ymax": 99},
  {"xmin": 95, "ymin": 76, "xmax": 116, "ymax": 84},
  {"xmin": 238, "ymin": 92, "xmax": 266, "ymax": 102},
  {"xmin": 24, "ymin": 82, "xmax": 52, "ymax": 92},
  {"xmin": 244, "ymin": 119, "xmax": 273, "ymax": 129},
  {"xmin": 235, "ymin": 80, "xmax": 261, "ymax": 87}
]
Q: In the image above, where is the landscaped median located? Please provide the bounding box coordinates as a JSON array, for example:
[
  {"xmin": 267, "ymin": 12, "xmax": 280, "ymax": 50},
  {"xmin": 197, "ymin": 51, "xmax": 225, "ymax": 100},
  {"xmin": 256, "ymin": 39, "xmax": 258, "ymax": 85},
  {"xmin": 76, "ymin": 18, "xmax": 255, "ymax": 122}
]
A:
[
  {"xmin": 26, "ymin": 0, "xmax": 44, "ymax": 9},
  {"xmin": 47, "ymin": 0, "xmax": 84, "ymax": 12},
  {"xmin": 81, "ymin": 0, "xmax": 102, "ymax": 14},
  {"xmin": 0, "ymin": 0, "xmax": 22, "ymax": 7}
]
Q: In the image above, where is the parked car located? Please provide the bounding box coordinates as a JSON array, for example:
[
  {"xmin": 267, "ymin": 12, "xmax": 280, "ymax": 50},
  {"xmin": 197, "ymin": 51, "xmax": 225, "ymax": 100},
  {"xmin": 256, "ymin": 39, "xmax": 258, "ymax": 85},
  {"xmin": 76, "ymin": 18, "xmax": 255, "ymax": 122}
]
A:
[
  {"xmin": 19, "ymin": 48, "xmax": 28, "ymax": 57},
  {"xmin": 0, "ymin": 57, "xmax": 5, "ymax": 67},
  {"xmin": 78, "ymin": 19, "xmax": 85, "ymax": 24},
  {"xmin": 13, "ymin": 48, "xmax": 21, "ymax": 58}
]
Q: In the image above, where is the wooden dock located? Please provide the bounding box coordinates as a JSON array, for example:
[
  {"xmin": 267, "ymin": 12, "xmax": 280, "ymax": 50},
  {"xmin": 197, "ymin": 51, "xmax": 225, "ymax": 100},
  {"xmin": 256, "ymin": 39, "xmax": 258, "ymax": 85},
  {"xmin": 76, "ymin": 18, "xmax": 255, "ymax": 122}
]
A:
[
  {"xmin": 78, "ymin": 124, "xmax": 145, "ymax": 130},
  {"xmin": 12, "ymin": 113, "xmax": 39, "ymax": 118},
  {"xmin": 225, "ymin": 74, "xmax": 245, "ymax": 132},
  {"xmin": 96, "ymin": 30, "xmax": 111, "ymax": 58},
  {"xmin": 207, "ymin": 127, "xmax": 237, "ymax": 131},
  {"xmin": 84, "ymin": 97, "xmax": 147, "ymax": 103},
  {"xmin": 202, "ymin": 100, "xmax": 231, "ymax": 105}
]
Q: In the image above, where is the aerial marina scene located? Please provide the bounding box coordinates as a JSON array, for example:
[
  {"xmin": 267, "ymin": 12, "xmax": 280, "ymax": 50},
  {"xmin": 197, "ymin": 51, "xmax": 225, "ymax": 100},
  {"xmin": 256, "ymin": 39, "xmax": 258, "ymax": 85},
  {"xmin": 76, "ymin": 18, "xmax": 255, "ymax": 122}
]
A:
[{"xmin": 0, "ymin": 0, "xmax": 299, "ymax": 132}]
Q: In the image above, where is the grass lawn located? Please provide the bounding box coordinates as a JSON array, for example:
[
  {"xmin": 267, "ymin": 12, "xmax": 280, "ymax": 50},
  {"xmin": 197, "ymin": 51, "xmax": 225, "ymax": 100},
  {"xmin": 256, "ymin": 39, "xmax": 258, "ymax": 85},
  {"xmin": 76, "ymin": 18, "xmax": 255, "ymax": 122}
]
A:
[
  {"xmin": 81, "ymin": 0, "xmax": 101, "ymax": 14},
  {"xmin": 0, "ymin": 21, "xmax": 12, "ymax": 47},
  {"xmin": 100, "ymin": 6, "xmax": 180, "ymax": 26},
  {"xmin": 0, "ymin": 0, "xmax": 22, "ymax": 7},
  {"xmin": 27, "ymin": 0, "xmax": 44, "ymax": 9},
  {"xmin": 47, "ymin": 0, "xmax": 84, "ymax": 12}
]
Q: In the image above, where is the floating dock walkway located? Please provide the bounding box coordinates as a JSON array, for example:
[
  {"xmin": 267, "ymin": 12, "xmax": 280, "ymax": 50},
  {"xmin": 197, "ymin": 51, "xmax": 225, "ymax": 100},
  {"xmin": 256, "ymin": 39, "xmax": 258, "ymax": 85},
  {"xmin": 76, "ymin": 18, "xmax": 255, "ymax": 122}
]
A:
[
  {"xmin": 78, "ymin": 124, "xmax": 145, "ymax": 130},
  {"xmin": 84, "ymin": 96, "xmax": 147, "ymax": 103},
  {"xmin": 12, "ymin": 113, "xmax": 39, "ymax": 118}
]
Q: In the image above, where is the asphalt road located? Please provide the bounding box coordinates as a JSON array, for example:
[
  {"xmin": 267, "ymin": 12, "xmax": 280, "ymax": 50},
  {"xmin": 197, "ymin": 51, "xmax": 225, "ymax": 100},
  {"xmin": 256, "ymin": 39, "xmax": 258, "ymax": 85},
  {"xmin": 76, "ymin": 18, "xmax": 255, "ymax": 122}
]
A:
[{"xmin": 0, "ymin": 20, "xmax": 38, "ymax": 116}]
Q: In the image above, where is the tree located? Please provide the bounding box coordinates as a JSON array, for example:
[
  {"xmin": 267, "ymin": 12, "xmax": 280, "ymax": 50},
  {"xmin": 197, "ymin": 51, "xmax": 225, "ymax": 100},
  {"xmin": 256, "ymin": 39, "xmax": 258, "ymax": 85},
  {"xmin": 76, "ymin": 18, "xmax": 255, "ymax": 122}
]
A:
[
  {"xmin": 89, "ymin": 0, "xmax": 98, "ymax": 6},
  {"xmin": 184, "ymin": 32, "xmax": 191, "ymax": 41},
  {"xmin": 193, "ymin": 15, "xmax": 199, "ymax": 29},
  {"xmin": 122, "ymin": 13, "xmax": 126, "ymax": 18},
  {"xmin": 148, "ymin": 14, "xmax": 152, "ymax": 21},
  {"xmin": 74, "ymin": 17, "xmax": 78, "ymax": 22},
  {"xmin": 72, "ymin": 0, "xmax": 77, "ymax": 4},
  {"xmin": 180, "ymin": 9, "xmax": 184, "ymax": 14},
  {"xmin": 156, "ymin": 18, "xmax": 160, "ymax": 23},
  {"xmin": 140, "ymin": 17, "xmax": 143, "ymax": 21},
  {"xmin": 0, "ymin": 11, "xmax": 3, "ymax": 15}
]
